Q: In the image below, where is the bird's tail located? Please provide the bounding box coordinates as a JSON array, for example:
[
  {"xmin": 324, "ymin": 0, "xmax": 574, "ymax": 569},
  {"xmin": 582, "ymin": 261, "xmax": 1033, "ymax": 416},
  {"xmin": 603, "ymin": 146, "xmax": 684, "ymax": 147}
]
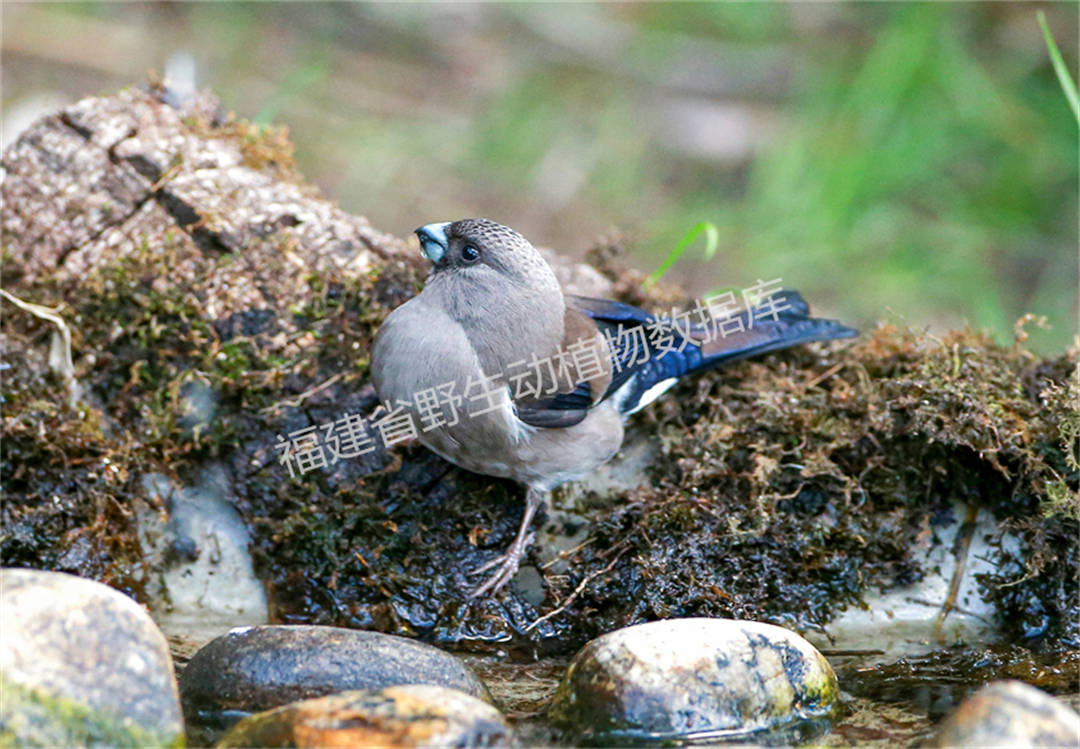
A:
[{"xmin": 690, "ymin": 289, "xmax": 856, "ymax": 373}]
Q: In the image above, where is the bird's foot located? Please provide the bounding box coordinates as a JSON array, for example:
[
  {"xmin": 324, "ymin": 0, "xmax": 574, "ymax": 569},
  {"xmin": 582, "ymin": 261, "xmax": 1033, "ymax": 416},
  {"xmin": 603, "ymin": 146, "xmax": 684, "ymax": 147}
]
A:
[{"xmin": 468, "ymin": 531, "xmax": 536, "ymax": 598}]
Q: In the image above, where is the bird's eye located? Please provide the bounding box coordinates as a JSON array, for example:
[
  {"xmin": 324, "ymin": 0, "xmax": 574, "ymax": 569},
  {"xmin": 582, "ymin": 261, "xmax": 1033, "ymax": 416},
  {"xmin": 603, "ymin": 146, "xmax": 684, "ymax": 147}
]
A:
[{"xmin": 461, "ymin": 244, "xmax": 480, "ymax": 263}]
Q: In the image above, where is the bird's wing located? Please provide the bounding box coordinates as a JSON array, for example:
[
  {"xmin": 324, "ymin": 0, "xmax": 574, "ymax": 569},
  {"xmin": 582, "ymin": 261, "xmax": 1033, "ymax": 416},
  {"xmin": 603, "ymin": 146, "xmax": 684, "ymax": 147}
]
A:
[
  {"xmin": 570, "ymin": 291, "xmax": 857, "ymax": 416},
  {"xmin": 512, "ymin": 306, "xmax": 610, "ymax": 429},
  {"xmin": 516, "ymin": 291, "xmax": 855, "ymax": 426},
  {"xmin": 567, "ymin": 294, "xmax": 704, "ymax": 415},
  {"xmin": 512, "ymin": 388, "xmax": 594, "ymax": 428}
]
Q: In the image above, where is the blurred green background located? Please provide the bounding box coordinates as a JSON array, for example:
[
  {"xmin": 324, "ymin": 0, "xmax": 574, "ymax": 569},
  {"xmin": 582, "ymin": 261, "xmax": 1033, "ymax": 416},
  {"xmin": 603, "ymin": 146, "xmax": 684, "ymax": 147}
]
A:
[{"xmin": 3, "ymin": 2, "xmax": 1077, "ymax": 353}]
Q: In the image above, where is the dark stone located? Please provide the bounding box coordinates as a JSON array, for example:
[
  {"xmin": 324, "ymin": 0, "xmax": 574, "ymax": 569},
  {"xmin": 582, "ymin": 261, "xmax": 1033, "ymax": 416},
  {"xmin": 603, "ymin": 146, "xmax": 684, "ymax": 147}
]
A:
[
  {"xmin": 179, "ymin": 624, "xmax": 490, "ymax": 723},
  {"xmin": 4, "ymin": 84, "xmax": 1077, "ymax": 667}
]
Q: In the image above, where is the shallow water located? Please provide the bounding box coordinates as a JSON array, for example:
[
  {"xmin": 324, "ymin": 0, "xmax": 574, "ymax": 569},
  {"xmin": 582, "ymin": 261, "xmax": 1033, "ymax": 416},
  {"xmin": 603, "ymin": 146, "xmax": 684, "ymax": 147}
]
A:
[
  {"xmin": 466, "ymin": 645, "xmax": 1080, "ymax": 747},
  {"xmin": 173, "ymin": 637, "xmax": 1079, "ymax": 747}
]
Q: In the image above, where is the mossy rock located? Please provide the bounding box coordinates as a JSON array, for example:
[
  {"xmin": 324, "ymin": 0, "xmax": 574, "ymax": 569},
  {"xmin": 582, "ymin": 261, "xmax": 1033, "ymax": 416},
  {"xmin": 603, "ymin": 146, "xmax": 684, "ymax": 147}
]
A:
[
  {"xmin": 1, "ymin": 85, "xmax": 1076, "ymax": 657},
  {"xmin": 0, "ymin": 678, "xmax": 184, "ymax": 749}
]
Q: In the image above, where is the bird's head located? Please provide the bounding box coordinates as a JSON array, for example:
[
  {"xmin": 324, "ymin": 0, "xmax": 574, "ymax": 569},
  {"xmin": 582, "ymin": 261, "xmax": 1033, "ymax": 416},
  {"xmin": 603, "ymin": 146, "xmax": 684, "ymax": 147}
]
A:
[
  {"xmin": 413, "ymin": 218, "xmax": 565, "ymax": 360},
  {"xmin": 414, "ymin": 218, "xmax": 560, "ymax": 293}
]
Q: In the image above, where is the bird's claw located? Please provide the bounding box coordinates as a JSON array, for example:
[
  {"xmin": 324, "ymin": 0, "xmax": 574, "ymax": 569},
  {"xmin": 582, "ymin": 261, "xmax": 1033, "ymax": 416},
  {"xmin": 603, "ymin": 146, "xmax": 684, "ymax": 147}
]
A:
[{"xmin": 468, "ymin": 531, "xmax": 536, "ymax": 598}]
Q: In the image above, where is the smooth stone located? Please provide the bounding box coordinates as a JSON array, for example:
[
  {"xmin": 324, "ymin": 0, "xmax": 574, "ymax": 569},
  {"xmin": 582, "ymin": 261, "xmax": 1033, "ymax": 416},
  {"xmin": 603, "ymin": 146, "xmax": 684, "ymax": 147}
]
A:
[
  {"xmin": 180, "ymin": 625, "xmax": 490, "ymax": 721},
  {"xmin": 139, "ymin": 469, "xmax": 268, "ymax": 643},
  {"xmin": 930, "ymin": 680, "xmax": 1080, "ymax": 748},
  {"xmin": 806, "ymin": 502, "xmax": 1004, "ymax": 657},
  {"xmin": 549, "ymin": 617, "xmax": 838, "ymax": 743},
  {"xmin": 217, "ymin": 685, "xmax": 513, "ymax": 748},
  {"xmin": 0, "ymin": 569, "xmax": 184, "ymax": 746}
]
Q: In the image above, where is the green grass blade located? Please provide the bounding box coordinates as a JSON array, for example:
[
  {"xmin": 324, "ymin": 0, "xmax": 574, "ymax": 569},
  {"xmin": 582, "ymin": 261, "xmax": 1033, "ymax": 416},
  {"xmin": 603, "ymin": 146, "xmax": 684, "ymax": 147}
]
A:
[
  {"xmin": 644, "ymin": 221, "xmax": 720, "ymax": 289},
  {"xmin": 1038, "ymin": 10, "xmax": 1080, "ymax": 127}
]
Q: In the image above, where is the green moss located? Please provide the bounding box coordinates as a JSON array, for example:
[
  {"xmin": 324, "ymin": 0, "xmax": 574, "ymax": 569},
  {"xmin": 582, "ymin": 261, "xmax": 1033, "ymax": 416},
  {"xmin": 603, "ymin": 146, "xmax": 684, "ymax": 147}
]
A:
[
  {"xmin": 0, "ymin": 677, "xmax": 184, "ymax": 748},
  {"xmin": 548, "ymin": 323, "xmax": 1077, "ymax": 649},
  {"xmin": 4, "ymin": 225, "xmax": 1076, "ymax": 654}
]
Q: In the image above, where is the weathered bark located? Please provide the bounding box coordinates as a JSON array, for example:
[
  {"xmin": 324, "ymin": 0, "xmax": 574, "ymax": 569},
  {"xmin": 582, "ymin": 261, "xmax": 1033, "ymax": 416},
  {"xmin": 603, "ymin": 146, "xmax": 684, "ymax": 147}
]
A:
[{"xmin": 3, "ymin": 85, "xmax": 405, "ymax": 314}]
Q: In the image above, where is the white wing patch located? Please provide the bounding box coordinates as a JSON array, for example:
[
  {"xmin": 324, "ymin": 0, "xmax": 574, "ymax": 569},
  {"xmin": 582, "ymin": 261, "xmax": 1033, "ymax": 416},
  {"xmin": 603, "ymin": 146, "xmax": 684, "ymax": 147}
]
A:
[{"xmin": 624, "ymin": 377, "xmax": 678, "ymax": 415}]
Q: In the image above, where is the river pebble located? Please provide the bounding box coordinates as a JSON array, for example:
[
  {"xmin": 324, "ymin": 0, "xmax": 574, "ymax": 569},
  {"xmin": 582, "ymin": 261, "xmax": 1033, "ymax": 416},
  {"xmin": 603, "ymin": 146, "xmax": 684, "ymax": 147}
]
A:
[
  {"xmin": 806, "ymin": 502, "xmax": 1005, "ymax": 657},
  {"xmin": 930, "ymin": 680, "xmax": 1080, "ymax": 747},
  {"xmin": 217, "ymin": 684, "xmax": 513, "ymax": 748},
  {"xmin": 0, "ymin": 568, "xmax": 184, "ymax": 746},
  {"xmin": 179, "ymin": 624, "xmax": 490, "ymax": 723},
  {"xmin": 548, "ymin": 617, "xmax": 838, "ymax": 743}
]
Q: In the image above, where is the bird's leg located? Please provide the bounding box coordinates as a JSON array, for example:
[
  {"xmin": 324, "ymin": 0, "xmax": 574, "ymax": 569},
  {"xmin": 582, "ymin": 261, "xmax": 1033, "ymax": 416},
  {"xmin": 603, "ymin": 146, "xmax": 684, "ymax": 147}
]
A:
[
  {"xmin": 468, "ymin": 487, "xmax": 544, "ymax": 598},
  {"xmin": 470, "ymin": 531, "xmax": 536, "ymax": 576}
]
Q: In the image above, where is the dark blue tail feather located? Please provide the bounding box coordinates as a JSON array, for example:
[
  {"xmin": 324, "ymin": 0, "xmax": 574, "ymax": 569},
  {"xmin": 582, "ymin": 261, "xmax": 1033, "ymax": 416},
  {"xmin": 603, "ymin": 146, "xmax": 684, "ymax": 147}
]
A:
[{"xmin": 570, "ymin": 290, "xmax": 856, "ymax": 416}]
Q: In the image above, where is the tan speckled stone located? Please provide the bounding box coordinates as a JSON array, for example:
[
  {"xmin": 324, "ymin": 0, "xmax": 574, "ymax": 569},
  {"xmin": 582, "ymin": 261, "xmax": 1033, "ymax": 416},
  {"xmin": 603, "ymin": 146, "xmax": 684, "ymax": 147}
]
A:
[{"xmin": 216, "ymin": 685, "xmax": 512, "ymax": 748}]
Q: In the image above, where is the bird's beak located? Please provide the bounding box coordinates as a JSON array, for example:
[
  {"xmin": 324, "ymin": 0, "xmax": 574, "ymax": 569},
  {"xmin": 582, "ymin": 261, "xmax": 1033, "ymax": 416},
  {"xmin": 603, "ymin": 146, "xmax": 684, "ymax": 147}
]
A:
[{"xmin": 415, "ymin": 222, "xmax": 451, "ymax": 264}]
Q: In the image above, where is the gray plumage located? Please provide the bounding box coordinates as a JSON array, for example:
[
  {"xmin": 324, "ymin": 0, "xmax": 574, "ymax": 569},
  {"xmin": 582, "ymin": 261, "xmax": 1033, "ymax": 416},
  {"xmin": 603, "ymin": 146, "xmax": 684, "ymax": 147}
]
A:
[
  {"xmin": 371, "ymin": 218, "xmax": 856, "ymax": 596},
  {"xmin": 373, "ymin": 219, "xmax": 623, "ymax": 490}
]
